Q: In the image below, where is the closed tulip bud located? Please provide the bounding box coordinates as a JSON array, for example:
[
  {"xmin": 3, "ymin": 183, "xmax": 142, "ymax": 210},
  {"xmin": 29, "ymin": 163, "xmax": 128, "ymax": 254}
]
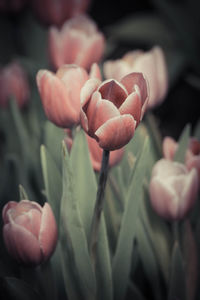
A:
[
  {"xmin": 104, "ymin": 46, "xmax": 168, "ymax": 109},
  {"xmin": 2, "ymin": 200, "xmax": 58, "ymax": 266},
  {"xmin": 37, "ymin": 64, "xmax": 90, "ymax": 128},
  {"xmin": 30, "ymin": 0, "xmax": 91, "ymax": 27},
  {"xmin": 48, "ymin": 15, "xmax": 105, "ymax": 70},
  {"xmin": 0, "ymin": 62, "xmax": 30, "ymax": 108},
  {"xmin": 80, "ymin": 72, "xmax": 149, "ymax": 150},
  {"xmin": 163, "ymin": 136, "xmax": 200, "ymax": 184},
  {"xmin": 149, "ymin": 159, "xmax": 199, "ymax": 220}
]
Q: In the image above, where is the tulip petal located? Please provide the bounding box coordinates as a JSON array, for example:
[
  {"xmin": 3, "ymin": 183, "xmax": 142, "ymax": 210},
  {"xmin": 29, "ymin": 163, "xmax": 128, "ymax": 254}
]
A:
[
  {"xmin": 80, "ymin": 78, "xmax": 101, "ymax": 107},
  {"xmin": 89, "ymin": 63, "xmax": 102, "ymax": 80},
  {"xmin": 162, "ymin": 136, "xmax": 177, "ymax": 160},
  {"xmin": 119, "ymin": 91, "xmax": 142, "ymax": 125},
  {"xmin": 76, "ymin": 34, "xmax": 105, "ymax": 69},
  {"xmin": 37, "ymin": 70, "xmax": 80, "ymax": 127},
  {"xmin": 95, "ymin": 114, "xmax": 136, "ymax": 150},
  {"xmin": 103, "ymin": 60, "xmax": 131, "ymax": 82},
  {"xmin": 39, "ymin": 203, "xmax": 58, "ymax": 259},
  {"xmin": 3, "ymin": 223, "xmax": 42, "ymax": 265},
  {"xmin": 120, "ymin": 72, "xmax": 148, "ymax": 104},
  {"xmin": 98, "ymin": 79, "xmax": 128, "ymax": 108},
  {"xmin": 2, "ymin": 201, "xmax": 18, "ymax": 224},
  {"xmin": 83, "ymin": 91, "xmax": 120, "ymax": 137}
]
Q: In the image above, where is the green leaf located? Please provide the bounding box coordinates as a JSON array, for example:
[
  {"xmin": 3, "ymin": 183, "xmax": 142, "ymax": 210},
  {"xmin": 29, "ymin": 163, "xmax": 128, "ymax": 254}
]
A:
[
  {"xmin": 69, "ymin": 130, "xmax": 113, "ymax": 300},
  {"xmin": 112, "ymin": 138, "xmax": 150, "ymax": 300},
  {"xmin": 60, "ymin": 142, "xmax": 96, "ymax": 300},
  {"xmin": 40, "ymin": 145, "xmax": 62, "ymax": 224},
  {"xmin": 168, "ymin": 242, "xmax": 186, "ymax": 300},
  {"xmin": 43, "ymin": 121, "xmax": 65, "ymax": 171},
  {"xmin": 174, "ymin": 124, "xmax": 191, "ymax": 163},
  {"xmin": 136, "ymin": 217, "xmax": 162, "ymax": 300},
  {"xmin": 19, "ymin": 185, "xmax": 29, "ymax": 201},
  {"xmin": 0, "ymin": 277, "xmax": 42, "ymax": 300}
]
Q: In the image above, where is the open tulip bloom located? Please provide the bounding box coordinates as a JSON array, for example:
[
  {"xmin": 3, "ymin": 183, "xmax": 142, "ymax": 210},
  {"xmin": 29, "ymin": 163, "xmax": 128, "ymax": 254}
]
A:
[{"xmin": 81, "ymin": 72, "xmax": 149, "ymax": 151}]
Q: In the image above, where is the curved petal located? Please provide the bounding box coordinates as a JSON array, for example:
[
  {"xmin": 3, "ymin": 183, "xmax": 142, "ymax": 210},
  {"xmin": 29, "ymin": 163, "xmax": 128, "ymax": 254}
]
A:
[
  {"xmin": 37, "ymin": 70, "xmax": 80, "ymax": 127},
  {"xmin": 3, "ymin": 223, "xmax": 42, "ymax": 265},
  {"xmin": 98, "ymin": 79, "xmax": 128, "ymax": 108},
  {"xmin": 80, "ymin": 78, "xmax": 101, "ymax": 106},
  {"xmin": 103, "ymin": 60, "xmax": 131, "ymax": 81},
  {"xmin": 120, "ymin": 72, "xmax": 148, "ymax": 104},
  {"xmin": 84, "ymin": 91, "xmax": 120, "ymax": 137},
  {"xmin": 119, "ymin": 91, "xmax": 142, "ymax": 125},
  {"xmin": 89, "ymin": 63, "xmax": 102, "ymax": 80},
  {"xmin": 76, "ymin": 33, "xmax": 105, "ymax": 70},
  {"xmin": 2, "ymin": 201, "xmax": 18, "ymax": 224},
  {"xmin": 95, "ymin": 114, "xmax": 136, "ymax": 150},
  {"xmin": 39, "ymin": 203, "xmax": 58, "ymax": 260}
]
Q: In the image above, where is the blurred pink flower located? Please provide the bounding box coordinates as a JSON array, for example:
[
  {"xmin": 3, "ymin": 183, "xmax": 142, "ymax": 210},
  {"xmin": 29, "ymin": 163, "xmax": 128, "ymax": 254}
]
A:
[
  {"xmin": 36, "ymin": 63, "xmax": 101, "ymax": 128},
  {"xmin": 30, "ymin": 0, "xmax": 91, "ymax": 27},
  {"xmin": 2, "ymin": 200, "xmax": 58, "ymax": 266},
  {"xmin": 149, "ymin": 159, "xmax": 198, "ymax": 220},
  {"xmin": 48, "ymin": 15, "xmax": 105, "ymax": 70},
  {"xmin": 104, "ymin": 46, "xmax": 168, "ymax": 109},
  {"xmin": 80, "ymin": 72, "xmax": 149, "ymax": 150},
  {"xmin": 0, "ymin": 0, "xmax": 27, "ymax": 12},
  {"xmin": 163, "ymin": 136, "xmax": 200, "ymax": 183},
  {"xmin": 0, "ymin": 62, "xmax": 30, "ymax": 108}
]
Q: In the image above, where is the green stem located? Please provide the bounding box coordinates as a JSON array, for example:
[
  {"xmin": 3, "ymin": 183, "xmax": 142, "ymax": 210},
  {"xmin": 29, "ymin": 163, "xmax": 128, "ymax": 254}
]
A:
[{"xmin": 89, "ymin": 149, "xmax": 110, "ymax": 267}]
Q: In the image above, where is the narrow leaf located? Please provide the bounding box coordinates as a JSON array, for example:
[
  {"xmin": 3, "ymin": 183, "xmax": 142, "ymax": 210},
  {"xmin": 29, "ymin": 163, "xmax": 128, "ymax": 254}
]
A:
[
  {"xmin": 60, "ymin": 142, "xmax": 96, "ymax": 300},
  {"xmin": 174, "ymin": 124, "xmax": 191, "ymax": 163},
  {"xmin": 112, "ymin": 138, "xmax": 150, "ymax": 300},
  {"xmin": 19, "ymin": 185, "xmax": 29, "ymax": 201},
  {"xmin": 40, "ymin": 145, "xmax": 62, "ymax": 224},
  {"xmin": 168, "ymin": 242, "xmax": 186, "ymax": 300}
]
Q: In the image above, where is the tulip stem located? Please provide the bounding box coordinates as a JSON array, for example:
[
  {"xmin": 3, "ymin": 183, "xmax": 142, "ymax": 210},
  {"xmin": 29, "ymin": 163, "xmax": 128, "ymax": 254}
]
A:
[{"xmin": 89, "ymin": 149, "xmax": 110, "ymax": 267}]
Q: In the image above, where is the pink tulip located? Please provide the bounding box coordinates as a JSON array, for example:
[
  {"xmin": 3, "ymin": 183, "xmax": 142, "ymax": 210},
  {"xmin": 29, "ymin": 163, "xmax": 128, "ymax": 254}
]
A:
[
  {"xmin": 48, "ymin": 15, "xmax": 105, "ymax": 70},
  {"xmin": 0, "ymin": 0, "xmax": 27, "ymax": 12},
  {"xmin": 80, "ymin": 72, "xmax": 149, "ymax": 150},
  {"xmin": 2, "ymin": 200, "xmax": 58, "ymax": 266},
  {"xmin": 149, "ymin": 159, "xmax": 199, "ymax": 220},
  {"xmin": 104, "ymin": 46, "xmax": 168, "ymax": 109},
  {"xmin": 0, "ymin": 62, "xmax": 30, "ymax": 108},
  {"xmin": 30, "ymin": 0, "xmax": 91, "ymax": 27},
  {"xmin": 163, "ymin": 136, "xmax": 200, "ymax": 184},
  {"xmin": 36, "ymin": 64, "xmax": 101, "ymax": 128}
]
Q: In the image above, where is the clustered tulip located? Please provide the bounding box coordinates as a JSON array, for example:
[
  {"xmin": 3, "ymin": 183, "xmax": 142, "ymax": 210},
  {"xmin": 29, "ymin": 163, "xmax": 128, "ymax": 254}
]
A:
[
  {"xmin": 163, "ymin": 136, "xmax": 200, "ymax": 184},
  {"xmin": 149, "ymin": 159, "xmax": 199, "ymax": 220},
  {"xmin": 36, "ymin": 63, "xmax": 101, "ymax": 128},
  {"xmin": 2, "ymin": 200, "xmax": 58, "ymax": 266},
  {"xmin": 0, "ymin": 61, "xmax": 30, "ymax": 108},
  {"xmin": 104, "ymin": 46, "xmax": 168, "ymax": 109},
  {"xmin": 48, "ymin": 15, "xmax": 105, "ymax": 70},
  {"xmin": 80, "ymin": 72, "xmax": 149, "ymax": 151},
  {"xmin": 30, "ymin": 0, "xmax": 91, "ymax": 27}
]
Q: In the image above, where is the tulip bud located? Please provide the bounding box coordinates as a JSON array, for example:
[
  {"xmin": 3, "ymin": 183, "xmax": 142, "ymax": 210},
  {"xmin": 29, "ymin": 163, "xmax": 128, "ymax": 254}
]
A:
[
  {"xmin": 2, "ymin": 200, "xmax": 58, "ymax": 266},
  {"xmin": 104, "ymin": 46, "xmax": 168, "ymax": 109},
  {"xmin": 163, "ymin": 136, "xmax": 200, "ymax": 184},
  {"xmin": 48, "ymin": 15, "xmax": 105, "ymax": 70},
  {"xmin": 0, "ymin": 62, "xmax": 30, "ymax": 108},
  {"xmin": 149, "ymin": 159, "xmax": 199, "ymax": 220},
  {"xmin": 30, "ymin": 0, "xmax": 91, "ymax": 27},
  {"xmin": 80, "ymin": 72, "xmax": 149, "ymax": 150},
  {"xmin": 36, "ymin": 64, "xmax": 89, "ymax": 128}
]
